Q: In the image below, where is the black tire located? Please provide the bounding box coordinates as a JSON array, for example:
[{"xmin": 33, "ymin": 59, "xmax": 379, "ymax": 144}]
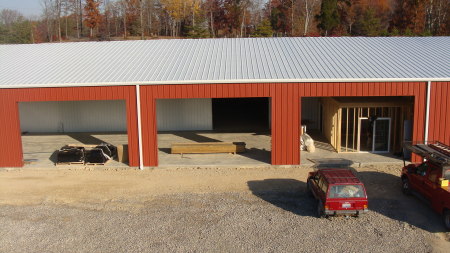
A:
[
  {"xmin": 317, "ymin": 201, "xmax": 325, "ymax": 218},
  {"xmin": 402, "ymin": 178, "xmax": 411, "ymax": 195},
  {"xmin": 444, "ymin": 210, "xmax": 450, "ymax": 231},
  {"xmin": 306, "ymin": 178, "xmax": 313, "ymax": 197}
]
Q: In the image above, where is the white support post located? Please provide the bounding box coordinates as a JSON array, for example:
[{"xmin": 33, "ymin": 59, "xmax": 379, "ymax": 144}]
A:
[
  {"xmin": 136, "ymin": 84, "xmax": 144, "ymax": 170},
  {"xmin": 424, "ymin": 81, "xmax": 431, "ymax": 144}
]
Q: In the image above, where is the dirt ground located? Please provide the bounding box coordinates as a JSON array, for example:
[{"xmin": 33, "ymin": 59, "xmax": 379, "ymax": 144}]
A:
[
  {"xmin": 0, "ymin": 166, "xmax": 305, "ymax": 207},
  {"xmin": 0, "ymin": 165, "xmax": 449, "ymax": 252}
]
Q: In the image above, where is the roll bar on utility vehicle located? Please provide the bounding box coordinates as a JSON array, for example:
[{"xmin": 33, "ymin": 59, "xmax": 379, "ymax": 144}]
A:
[{"xmin": 403, "ymin": 141, "xmax": 450, "ymax": 178}]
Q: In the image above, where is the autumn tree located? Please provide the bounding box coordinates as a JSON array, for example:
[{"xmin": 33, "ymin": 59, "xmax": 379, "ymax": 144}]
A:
[
  {"xmin": 299, "ymin": 0, "xmax": 321, "ymax": 36},
  {"xmin": 84, "ymin": 0, "xmax": 102, "ymax": 37},
  {"xmin": 269, "ymin": 0, "xmax": 291, "ymax": 36},
  {"xmin": 222, "ymin": 0, "xmax": 249, "ymax": 37},
  {"xmin": 339, "ymin": 0, "xmax": 390, "ymax": 36},
  {"xmin": 338, "ymin": 0, "xmax": 357, "ymax": 34},
  {"xmin": 204, "ymin": 0, "xmax": 226, "ymax": 37},
  {"xmin": 391, "ymin": 0, "xmax": 449, "ymax": 35},
  {"xmin": 2, "ymin": 0, "xmax": 450, "ymax": 43},
  {"xmin": 159, "ymin": 0, "xmax": 202, "ymax": 37},
  {"xmin": 426, "ymin": 0, "xmax": 450, "ymax": 35}
]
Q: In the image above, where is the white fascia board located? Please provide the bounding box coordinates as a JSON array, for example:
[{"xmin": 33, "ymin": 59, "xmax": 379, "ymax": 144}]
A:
[{"xmin": 0, "ymin": 78, "xmax": 449, "ymax": 89}]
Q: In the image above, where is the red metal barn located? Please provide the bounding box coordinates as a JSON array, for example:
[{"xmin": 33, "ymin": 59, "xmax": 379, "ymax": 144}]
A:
[{"xmin": 0, "ymin": 38, "xmax": 449, "ymax": 168}]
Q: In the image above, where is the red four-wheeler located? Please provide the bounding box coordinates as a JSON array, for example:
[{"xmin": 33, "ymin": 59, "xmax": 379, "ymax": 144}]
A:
[
  {"xmin": 401, "ymin": 142, "xmax": 450, "ymax": 230},
  {"xmin": 307, "ymin": 168, "xmax": 369, "ymax": 218}
]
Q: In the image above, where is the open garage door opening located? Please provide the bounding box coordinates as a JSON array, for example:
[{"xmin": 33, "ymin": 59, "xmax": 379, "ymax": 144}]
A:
[
  {"xmin": 19, "ymin": 100, "xmax": 129, "ymax": 168},
  {"xmin": 156, "ymin": 98, "xmax": 271, "ymax": 167},
  {"xmin": 212, "ymin": 98, "xmax": 270, "ymax": 132},
  {"xmin": 300, "ymin": 97, "xmax": 412, "ymax": 166}
]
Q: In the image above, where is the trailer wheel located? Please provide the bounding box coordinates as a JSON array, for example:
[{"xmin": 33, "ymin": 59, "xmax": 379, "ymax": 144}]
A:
[
  {"xmin": 317, "ymin": 201, "xmax": 325, "ymax": 218},
  {"xmin": 306, "ymin": 178, "xmax": 313, "ymax": 197},
  {"xmin": 402, "ymin": 178, "xmax": 411, "ymax": 195},
  {"xmin": 444, "ymin": 210, "xmax": 450, "ymax": 231}
]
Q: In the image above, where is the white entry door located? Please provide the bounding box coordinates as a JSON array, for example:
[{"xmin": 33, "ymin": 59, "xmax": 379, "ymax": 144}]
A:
[
  {"xmin": 358, "ymin": 117, "xmax": 391, "ymax": 153},
  {"xmin": 372, "ymin": 118, "xmax": 391, "ymax": 153}
]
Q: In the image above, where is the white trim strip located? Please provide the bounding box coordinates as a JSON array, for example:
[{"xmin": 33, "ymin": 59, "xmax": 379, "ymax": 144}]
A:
[
  {"xmin": 424, "ymin": 81, "xmax": 431, "ymax": 143},
  {"xmin": 135, "ymin": 84, "xmax": 144, "ymax": 170}
]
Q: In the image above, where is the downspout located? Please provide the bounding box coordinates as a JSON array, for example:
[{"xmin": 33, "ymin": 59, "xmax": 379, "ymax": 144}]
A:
[
  {"xmin": 136, "ymin": 84, "xmax": 144, "ymax": 170},
  {"xmin": 424, "ymin": 81, "xmax": 431, "ymax": 144}
]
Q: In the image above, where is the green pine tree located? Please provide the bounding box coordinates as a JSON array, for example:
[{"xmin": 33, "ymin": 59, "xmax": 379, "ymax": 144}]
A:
[
  {"xmin": 186, "ymin": 24, "xmax": 210, "ymax": 39},
  {"xmin": 0, "ymin": 20, "xmax": 32, "ymax": 44},
  {"xmin": 253, "ymin": 19, "xmax": 273, "ymax": 37},
  {"xmin": 316, "ymin": 0, "xmax": 340, "ymax": 36},
  {"xmin": 360, "ymin": 8, "xmax": 382, "ymax": 37}
]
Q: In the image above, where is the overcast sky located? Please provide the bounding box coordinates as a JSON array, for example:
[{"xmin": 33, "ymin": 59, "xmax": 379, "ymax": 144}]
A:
[{"xmin": 0, "ymin": 0, "xmax": 42, "ymax": 18}]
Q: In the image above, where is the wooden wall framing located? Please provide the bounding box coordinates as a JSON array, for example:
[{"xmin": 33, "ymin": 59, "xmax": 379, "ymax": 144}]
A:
[
  {"xmin": 321, "ymin": 97, "xmax": 413, "ymax": 153},
  {"xmin": 321, "ymin": 98, "xmax": 340, "ymax": 151}
]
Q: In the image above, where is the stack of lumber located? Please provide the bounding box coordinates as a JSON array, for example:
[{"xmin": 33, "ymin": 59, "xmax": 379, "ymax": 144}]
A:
[{"xmin": 171, "ymin": 142, "xmax": 246, "ymax": 155}]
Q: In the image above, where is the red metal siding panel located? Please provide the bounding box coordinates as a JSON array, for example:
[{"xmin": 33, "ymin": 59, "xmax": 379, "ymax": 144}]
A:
[
  {"xmin": 436, "ymin": 83, "xmax": 443, "ymax": 141},
  {"xmin": 428, "ymin": 83, "xmax": 437, "ymax": 142},
  {"xmin": 439, "ymin": 83, "xmax": 448, "ymax": 143},
  {"xmin": 126, "ymin": 89, "xmax": 139, "ymax": 167},
  {"xmin": 0, "ymin": 93, "xmax": 23, "ymax": 167},
  {"xmin": 429, "ymin": 82, "xmax": 450, "ymax": 145},
  {"xmin": 444, "ymin": 84, "xmax": 450, "ymax": 144},
  {"xmin": 270, "ymin": 83, "xmax": 300, "ymax": 165},
  {"xmin": 411, "ymin": 83, "xmax": 427, "ymax": 163}
]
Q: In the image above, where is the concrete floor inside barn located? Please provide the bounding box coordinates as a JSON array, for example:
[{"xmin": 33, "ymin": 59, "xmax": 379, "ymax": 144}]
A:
[{"xmin": 20, "ymin": 131, "xmax": 404, "ymax": 169}]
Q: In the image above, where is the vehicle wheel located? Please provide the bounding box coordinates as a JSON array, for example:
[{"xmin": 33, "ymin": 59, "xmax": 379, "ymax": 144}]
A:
[
  {"xmin": 317, "ymin": 201, "xmax": 325, "ymax": 218},
  {"xmin": 306, "ymin": 178, "xmax": 313, "ymax": 197},
  {"xmin": 444, "ymin": 210, "xmax": 450, "ymax": 231},
  {"xmin": 402, "ymin": 178, "xmax": 411, "ymax": 195}
]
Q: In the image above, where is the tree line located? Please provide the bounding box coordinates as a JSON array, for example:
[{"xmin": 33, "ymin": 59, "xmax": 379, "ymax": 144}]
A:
[{"xmin": 1, "ymin": 0, "xmax": 449, "ymax": 44}]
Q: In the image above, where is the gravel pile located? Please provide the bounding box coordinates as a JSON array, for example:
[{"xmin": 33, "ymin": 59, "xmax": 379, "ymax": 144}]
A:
[{"xmin": 0, "ymin": 190, "xmax": 441, "ymax": 252}]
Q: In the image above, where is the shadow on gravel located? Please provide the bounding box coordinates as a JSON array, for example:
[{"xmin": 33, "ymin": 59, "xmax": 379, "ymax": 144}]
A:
[
  {"xmin": 247, "ymin": 179, "xmax": 316, "ymax": 217},
  {"xmin": 357, "ymin": 171, "xmax": 447, "ymax": 233}
]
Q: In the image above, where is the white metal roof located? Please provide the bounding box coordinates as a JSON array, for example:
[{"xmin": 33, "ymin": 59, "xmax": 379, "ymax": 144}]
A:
[{"xmin": 0, "ymin": 37, "xmax": 449, "ymax": 88}]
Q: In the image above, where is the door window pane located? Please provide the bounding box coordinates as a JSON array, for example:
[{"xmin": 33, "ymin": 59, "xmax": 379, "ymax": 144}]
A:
[{"xmin": 374, "ymin": 119, "xmax": 390, "ymax": 152}]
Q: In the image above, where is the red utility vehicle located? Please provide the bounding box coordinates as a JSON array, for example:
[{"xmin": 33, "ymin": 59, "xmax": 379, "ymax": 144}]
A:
[
  {"xmin": 307, "ymin": 168, "xmax": 369, "ymax": 217},
  {"xmin": 401, "ymin": 142, "xmax": 450, "ymax": 230}
]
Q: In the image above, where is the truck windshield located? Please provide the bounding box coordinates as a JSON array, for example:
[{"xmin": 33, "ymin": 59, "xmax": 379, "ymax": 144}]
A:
[{"xmin": 328, "ymin": 185, "xmax": 366, "ymax": 198}]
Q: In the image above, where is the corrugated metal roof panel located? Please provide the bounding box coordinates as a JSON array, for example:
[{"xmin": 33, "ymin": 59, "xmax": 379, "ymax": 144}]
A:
[{"xmin": 0, "ymin": 37, "xmax": 449, "ymax": 88}]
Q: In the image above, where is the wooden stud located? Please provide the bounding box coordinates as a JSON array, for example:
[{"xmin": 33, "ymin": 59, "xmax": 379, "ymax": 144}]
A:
[{"xmin": 346, "ymin": 107, "xmax": 349, "ymax": 152}]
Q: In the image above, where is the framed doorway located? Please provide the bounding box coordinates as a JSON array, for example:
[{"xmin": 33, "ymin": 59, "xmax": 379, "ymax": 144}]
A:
[{"xmin": 357, "ymin": 117, "xmax": 391, "ymax": 153}]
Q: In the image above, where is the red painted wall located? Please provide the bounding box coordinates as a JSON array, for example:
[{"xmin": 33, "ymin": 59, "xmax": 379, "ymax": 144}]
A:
[
  {"xmin": 0, "ymin": 82, "xmax": 433, "ymax": 167},
  {"xmin": 139, "ymin": 82, "xmax": 427, "ymax": 167},
  {"xmin": 0, "ymin": 86, "xmax": 139, "ymax": 167},
  {"xmin": 429, "ymin": 82, "xmax": 450, "ymax": 145}
]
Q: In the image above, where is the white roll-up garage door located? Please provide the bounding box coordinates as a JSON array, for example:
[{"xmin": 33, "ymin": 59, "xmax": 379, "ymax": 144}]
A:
[
  {"xmin": 156, "ymin": 98, "xmax": 212, "ymax": 131},
  {"xmin": 19, "ymin": 100, "xmax": 127, "ymax": 133}
]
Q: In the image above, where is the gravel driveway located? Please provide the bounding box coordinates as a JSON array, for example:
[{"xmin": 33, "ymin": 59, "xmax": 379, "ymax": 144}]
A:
[
  {"xmin": 0, "ymin": 192, "xmax": 437, "ymax": 253},
  {"xmin": 0, "ymin": 166, "xmax": 449, "ymax": 252}
]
